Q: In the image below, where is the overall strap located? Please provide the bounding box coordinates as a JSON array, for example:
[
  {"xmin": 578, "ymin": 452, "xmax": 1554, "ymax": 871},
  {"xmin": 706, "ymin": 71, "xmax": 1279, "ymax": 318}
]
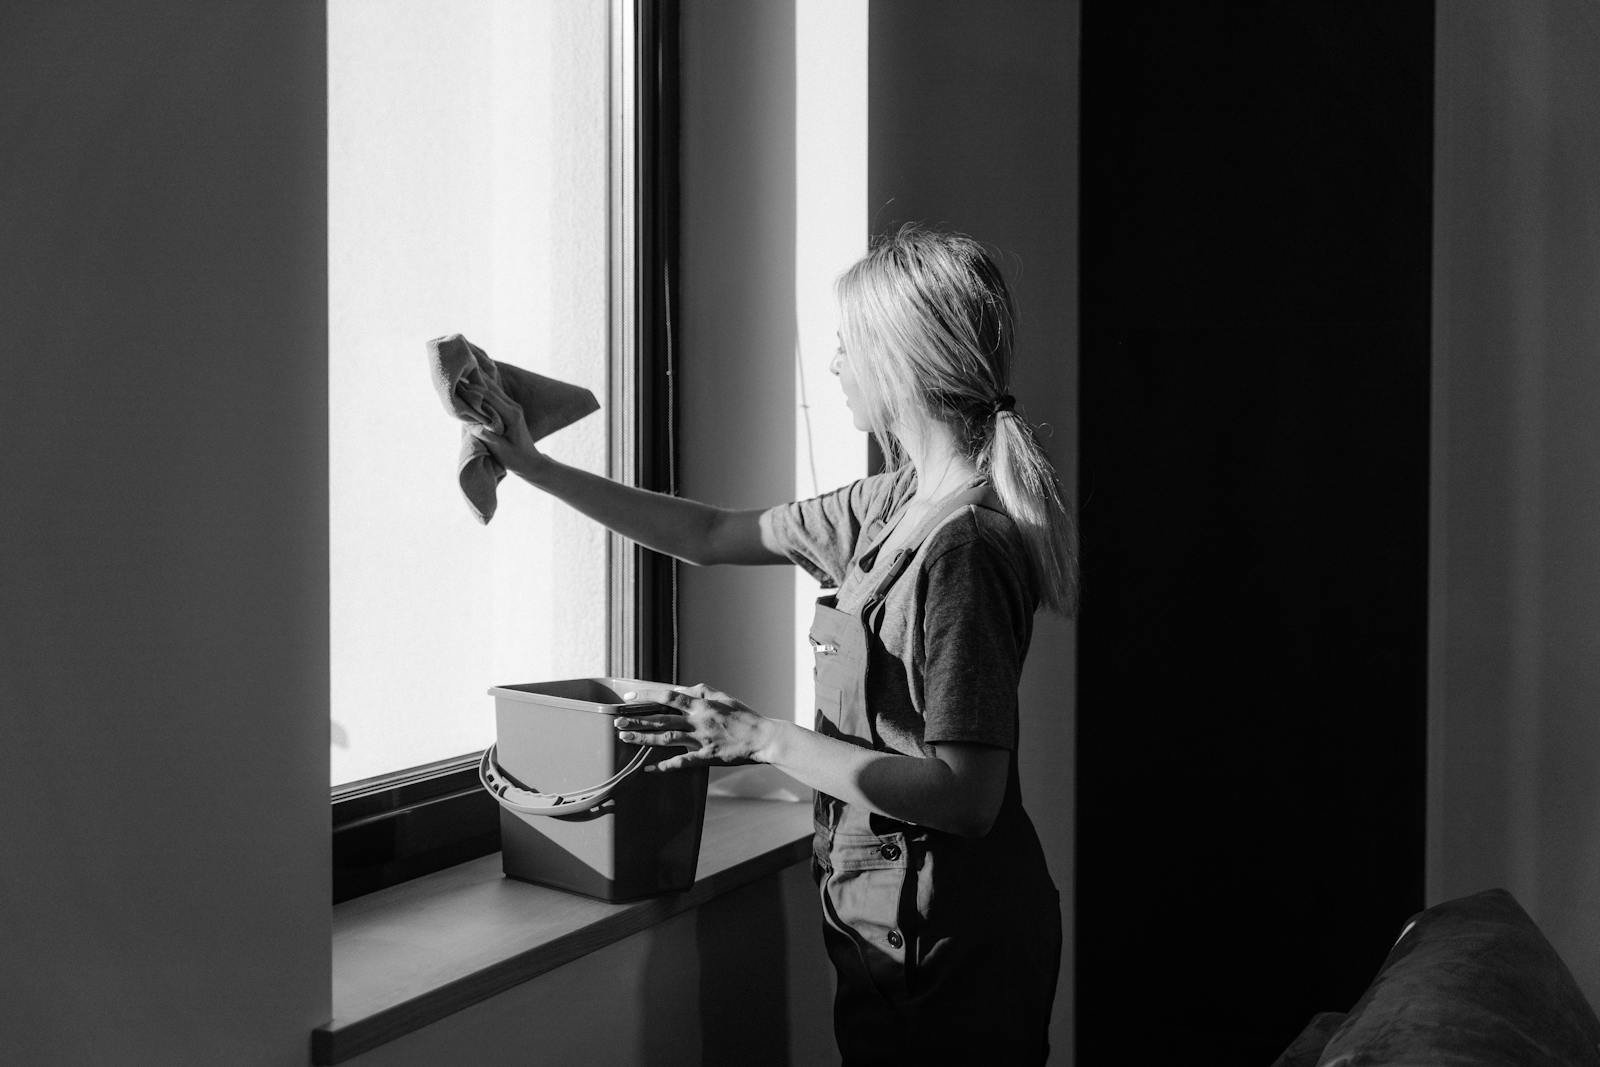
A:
[{"xmin": 859, "ymin": 483, "xmax": 997, "ymax": 613}]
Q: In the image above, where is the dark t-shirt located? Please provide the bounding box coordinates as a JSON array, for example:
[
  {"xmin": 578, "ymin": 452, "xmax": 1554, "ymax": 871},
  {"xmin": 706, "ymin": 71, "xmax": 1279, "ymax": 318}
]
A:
[{"xmin": 762, "ymin": 466, "xmax": 1037, "ymax": 756}]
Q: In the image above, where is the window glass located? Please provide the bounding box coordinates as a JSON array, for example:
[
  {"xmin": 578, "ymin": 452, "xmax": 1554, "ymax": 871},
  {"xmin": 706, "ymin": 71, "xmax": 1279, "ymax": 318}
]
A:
[{"xmin": 329, "ymin": 0, "xmax": 610, "ymax": 786}]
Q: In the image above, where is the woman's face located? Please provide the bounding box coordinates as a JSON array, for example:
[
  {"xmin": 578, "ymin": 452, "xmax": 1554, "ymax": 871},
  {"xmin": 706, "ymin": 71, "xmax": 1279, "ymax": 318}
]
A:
[{"xmin": 831, "ymin": 332, "xmax": 874, "ymax": 432}]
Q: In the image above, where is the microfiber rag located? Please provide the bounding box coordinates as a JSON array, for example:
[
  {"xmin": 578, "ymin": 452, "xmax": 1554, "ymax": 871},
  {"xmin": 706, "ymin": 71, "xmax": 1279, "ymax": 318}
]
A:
[{"xmin": 427, "ymin": 333, "xmax": 600, "ymax": 523}]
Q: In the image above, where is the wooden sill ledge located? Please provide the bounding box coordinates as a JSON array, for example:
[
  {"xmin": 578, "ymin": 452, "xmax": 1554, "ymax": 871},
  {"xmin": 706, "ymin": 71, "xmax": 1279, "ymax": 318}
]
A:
[{"xmin": 314, "ymin": 795, "xmax": 814, "ymax": 1064}]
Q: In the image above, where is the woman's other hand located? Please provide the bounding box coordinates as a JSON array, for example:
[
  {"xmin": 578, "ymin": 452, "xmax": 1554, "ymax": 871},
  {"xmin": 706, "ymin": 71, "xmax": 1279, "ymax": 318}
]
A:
[
  {"xmin": 469, "ymin": 391, "xmax": 546, "ymax": 479},
  {"xmin": 614, "ymin": 684, "xmax": 779, "ymax": 772}
]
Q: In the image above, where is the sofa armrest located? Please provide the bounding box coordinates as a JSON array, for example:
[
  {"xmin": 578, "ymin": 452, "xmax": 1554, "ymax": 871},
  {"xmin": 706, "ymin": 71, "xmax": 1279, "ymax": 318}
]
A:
[{"xmin": 1309, "ymin": 888, "xmax": 1600, "ymax": 1067}]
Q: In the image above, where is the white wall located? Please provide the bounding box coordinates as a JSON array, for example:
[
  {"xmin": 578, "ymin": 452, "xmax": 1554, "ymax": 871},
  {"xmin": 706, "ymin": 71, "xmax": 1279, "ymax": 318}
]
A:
[
  {"xmin": 0, "ymin": 3, "xmax": 331, "ymax": 1063},
  {"xmin": 1430, "ymin": 0, "xmax": 1600, "ymax": 1006}
]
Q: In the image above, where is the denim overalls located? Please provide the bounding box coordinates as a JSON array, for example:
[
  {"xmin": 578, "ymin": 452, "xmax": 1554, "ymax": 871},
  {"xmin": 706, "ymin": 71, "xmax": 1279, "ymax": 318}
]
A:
[{"xmin": 809, "ymin": 483, "xmax": 1061, "ymax": 1065}]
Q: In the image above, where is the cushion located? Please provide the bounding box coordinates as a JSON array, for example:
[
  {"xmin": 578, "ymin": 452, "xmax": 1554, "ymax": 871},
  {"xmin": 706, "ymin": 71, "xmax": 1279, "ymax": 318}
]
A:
[{"xmin": 1315, "ymin": 888, "xmax": 1600, "ymax": 1066}]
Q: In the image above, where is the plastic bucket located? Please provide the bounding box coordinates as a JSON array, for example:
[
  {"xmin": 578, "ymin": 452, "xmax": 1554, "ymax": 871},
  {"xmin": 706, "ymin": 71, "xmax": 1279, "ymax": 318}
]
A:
[{"xmin": 482, "ymin": 677, "xmax": 708, "ymax": 901}]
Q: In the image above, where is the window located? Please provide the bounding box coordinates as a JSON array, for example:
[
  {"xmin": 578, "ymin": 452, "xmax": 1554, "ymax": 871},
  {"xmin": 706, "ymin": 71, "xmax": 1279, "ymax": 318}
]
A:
[{"xmin": 328, "ymin": 0, "xmax": 676, "ymax": 900}]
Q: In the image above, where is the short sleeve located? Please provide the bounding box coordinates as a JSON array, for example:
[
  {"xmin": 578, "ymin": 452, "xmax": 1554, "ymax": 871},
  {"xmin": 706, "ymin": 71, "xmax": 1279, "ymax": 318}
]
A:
[
  {"xmin": 761, "ymin": 471, "xmax": 908, "ymax": 588},
  {"xmin": 917, "ymin": 529, "xmax": 1035, "ymax": 749}
]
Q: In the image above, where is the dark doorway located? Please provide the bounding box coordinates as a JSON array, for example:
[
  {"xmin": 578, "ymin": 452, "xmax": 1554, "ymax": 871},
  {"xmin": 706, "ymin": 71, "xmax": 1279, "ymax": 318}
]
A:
[{"xmin": 1077, "ymin": 3, "xmax": 1433, "ymax": 1060}]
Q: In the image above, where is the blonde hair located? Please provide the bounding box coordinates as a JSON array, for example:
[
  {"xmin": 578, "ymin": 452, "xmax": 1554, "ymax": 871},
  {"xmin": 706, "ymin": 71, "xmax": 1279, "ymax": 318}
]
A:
[{"xmin": 836, "ymin": 224, "xmax": 1078, "ymax": 615}]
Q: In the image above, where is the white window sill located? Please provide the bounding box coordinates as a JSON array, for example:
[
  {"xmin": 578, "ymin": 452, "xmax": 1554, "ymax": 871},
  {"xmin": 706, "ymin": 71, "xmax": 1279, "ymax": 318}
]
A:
[{"xmin": 313, "ymin": 795, "xmax": 813, "ymax": 1064}]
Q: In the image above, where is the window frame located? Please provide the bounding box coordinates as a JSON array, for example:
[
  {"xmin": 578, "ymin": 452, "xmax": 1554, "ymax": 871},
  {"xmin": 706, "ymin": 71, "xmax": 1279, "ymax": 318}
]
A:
[{"xmin": 331, "ymin": 0, "xmax": 678, "ymax": 904}]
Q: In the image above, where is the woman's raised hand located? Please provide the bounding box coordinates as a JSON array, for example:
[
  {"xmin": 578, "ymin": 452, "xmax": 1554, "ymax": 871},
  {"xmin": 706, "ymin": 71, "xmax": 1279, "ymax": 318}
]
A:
[
  {"xmin": 614, "ymin": 683, "xmax": 779, "ymax": 772},
  {"xmin": 469, "ymin": 391, "xmax": 545, "ymax": 479}
]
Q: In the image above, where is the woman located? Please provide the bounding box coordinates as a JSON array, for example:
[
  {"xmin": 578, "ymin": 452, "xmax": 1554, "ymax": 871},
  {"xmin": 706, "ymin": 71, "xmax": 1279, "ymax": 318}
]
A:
[{"xmin": 477, "ymin": 224, "xmax": 1075, "ymax": 1064}]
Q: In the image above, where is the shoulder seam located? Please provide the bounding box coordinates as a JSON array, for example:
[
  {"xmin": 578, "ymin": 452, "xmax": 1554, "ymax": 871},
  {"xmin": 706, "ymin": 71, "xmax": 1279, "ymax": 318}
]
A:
[
  {"xmin": 919, "ymin": 507, "xmax": 983, "ymax": 559},
  {"xmin": 920, "ymin": 506, "xmax": 1023, "ymax": 570}
]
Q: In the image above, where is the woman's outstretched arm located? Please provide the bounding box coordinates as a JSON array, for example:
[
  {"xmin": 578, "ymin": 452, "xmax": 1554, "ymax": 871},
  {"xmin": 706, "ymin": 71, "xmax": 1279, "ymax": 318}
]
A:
[
  {"xmin": 616, "ymin": 684, "xmax": 1011, "ymax": 839},
  {"xmin": 473, "ymin": 399, "xmax": 786, "ymax": 568}
]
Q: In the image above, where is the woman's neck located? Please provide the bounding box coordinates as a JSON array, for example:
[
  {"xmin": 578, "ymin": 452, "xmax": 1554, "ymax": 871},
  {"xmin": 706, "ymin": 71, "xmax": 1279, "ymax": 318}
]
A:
[{"xmin": 895, "ymin": 415, "xmax": 978, "ymax": 503}]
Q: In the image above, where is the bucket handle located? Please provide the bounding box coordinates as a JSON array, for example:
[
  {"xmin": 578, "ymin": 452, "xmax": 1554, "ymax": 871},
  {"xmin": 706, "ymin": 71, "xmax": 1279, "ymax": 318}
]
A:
[{"xmin": 479, "ymin": 742, "xmax": 651, "ymax": 817}]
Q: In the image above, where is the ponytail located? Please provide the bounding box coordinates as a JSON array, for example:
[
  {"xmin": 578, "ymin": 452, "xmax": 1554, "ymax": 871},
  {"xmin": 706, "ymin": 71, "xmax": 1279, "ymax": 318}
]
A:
[{"xmin": 984, "ymin": 407, "xmax": 1078, "ymax": 616}]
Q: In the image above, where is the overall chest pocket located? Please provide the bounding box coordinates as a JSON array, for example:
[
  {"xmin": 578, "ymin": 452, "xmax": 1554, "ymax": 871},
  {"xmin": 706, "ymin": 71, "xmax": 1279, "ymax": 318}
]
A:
[{"xmin": 808, "ymin": 621, "xmax": 857, "ymax": 739}]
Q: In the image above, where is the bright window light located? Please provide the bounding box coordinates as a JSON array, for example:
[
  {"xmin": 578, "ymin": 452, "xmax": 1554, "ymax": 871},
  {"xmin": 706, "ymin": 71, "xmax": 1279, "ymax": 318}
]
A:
[
  {"xmin": 328, "ymin": 0, "xmax": 610, "ymax": 787},
  {"xmin": 793, "ymin": 0, "xmax": 868, "ymax": 729}
]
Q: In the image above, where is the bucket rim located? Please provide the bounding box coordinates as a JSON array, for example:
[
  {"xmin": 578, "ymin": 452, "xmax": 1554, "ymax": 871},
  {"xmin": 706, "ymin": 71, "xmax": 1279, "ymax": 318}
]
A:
[{"xmin": 488, "ymin": 676, "xmax": 664, "ymax": 715}]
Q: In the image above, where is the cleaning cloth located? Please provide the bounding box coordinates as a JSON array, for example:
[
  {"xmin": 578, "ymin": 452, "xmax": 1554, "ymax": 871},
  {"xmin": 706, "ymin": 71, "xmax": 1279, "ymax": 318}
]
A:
[{"xmin": 426, "ymin": 333, "xmax": 600, "ymax": 523}]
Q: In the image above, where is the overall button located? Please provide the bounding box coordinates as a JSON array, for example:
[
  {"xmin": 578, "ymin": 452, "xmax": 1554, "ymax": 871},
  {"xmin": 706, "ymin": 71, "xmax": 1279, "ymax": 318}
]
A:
[
  {"xmin": 886, "ymin": 929, "xmax": 904, "ymax": 949},
  {"xmin": 879, "ymin": 842, "xmax": 901, "ymax": 862}
]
